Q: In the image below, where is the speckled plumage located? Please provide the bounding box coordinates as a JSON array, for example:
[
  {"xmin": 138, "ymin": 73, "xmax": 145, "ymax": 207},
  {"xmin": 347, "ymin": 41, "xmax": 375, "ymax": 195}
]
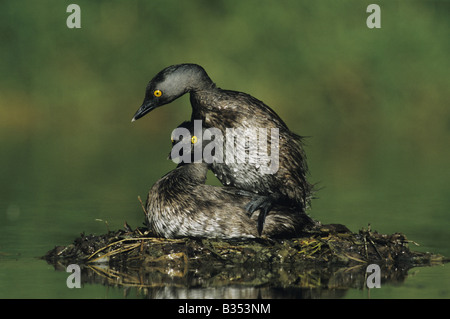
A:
[
  {"xmin": 190, "ymin": 88, "xmax": 312, "ymax": 205},
  {"xmin": 133, "ymin": 63, "xmax": 314, "ymax": 234},
  {"xmin": 145, "ymin": 162, "xmax": 315, "ymax": 239}
]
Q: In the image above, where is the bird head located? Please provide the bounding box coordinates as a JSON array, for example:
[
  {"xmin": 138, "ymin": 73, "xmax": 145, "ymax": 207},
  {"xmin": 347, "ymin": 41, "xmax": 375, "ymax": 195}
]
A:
[{"xmin": 131, "ymin": 64, "xmax": 213, "ymax": 122}]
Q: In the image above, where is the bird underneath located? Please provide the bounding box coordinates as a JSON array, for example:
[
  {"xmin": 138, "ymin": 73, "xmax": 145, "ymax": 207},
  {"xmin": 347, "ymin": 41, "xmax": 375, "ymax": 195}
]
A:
[
  {"xmin": 133, "ymin": 63, "xmax": 314, "ymax": 235},
  {"xmin": 144, "ymin": 121, "xmax": 316, "ymax": 239}
]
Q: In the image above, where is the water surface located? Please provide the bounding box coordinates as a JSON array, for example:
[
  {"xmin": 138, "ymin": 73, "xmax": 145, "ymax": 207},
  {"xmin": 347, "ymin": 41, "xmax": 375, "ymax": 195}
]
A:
[{"xmin": 1, "ymin": 0, "xmax": 449, "ymax": 299}]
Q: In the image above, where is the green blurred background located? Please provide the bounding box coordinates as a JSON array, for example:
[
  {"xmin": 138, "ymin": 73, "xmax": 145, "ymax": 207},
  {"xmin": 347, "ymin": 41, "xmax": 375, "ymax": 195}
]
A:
[{"xmin": 0, "ymin": 0, "xmax": 449, "ymax": 298}]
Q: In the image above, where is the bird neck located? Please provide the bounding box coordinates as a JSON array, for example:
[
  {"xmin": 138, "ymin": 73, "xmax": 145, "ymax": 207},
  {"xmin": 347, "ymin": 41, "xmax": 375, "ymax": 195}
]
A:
[
  {"xmin": 190, "ymin": 88, "xmax": 221, "ymax": 117},
  {"xmin": 176, "ymin": 162, "xmax": 209, "ymax": 184}
]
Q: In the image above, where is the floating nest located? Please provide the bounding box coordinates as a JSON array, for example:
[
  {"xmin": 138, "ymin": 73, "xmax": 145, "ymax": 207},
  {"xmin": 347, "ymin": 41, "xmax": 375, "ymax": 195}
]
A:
[{"xmin": 43, "ymin": 220, "xmax": 447, "ymax": 298}]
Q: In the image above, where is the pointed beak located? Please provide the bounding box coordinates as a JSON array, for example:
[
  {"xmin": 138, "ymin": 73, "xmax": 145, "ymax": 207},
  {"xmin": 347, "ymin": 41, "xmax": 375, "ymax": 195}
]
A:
[{"xmin": 131, "ymin": 100, "xmax": 157, "ymax": 122}]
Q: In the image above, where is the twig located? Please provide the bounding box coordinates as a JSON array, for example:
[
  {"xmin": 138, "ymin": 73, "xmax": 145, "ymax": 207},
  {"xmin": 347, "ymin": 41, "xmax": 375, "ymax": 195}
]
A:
[
  {"xmin": 88, "ymin": 243, "xmax": 141, "ymax": 263},
  {"xmin": 138, "ymin": 196, "xmax": 148, "ymax": 218},
  {"xmin": 368, "ymin": 237, "xmax": 383, "ymax": 260},
  {"xmin": 87, "ymin": 237, "xmax": 152, "ymax": 260}
]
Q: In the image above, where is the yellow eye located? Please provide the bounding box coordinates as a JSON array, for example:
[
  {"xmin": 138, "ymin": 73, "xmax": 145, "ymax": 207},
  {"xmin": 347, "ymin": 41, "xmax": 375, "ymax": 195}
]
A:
[
  {"xmin": 191, "ymin": 136, "xmax": 198, "ymax": 144},
  {"xmin": 154, "ymin": 89, "xmax": 162, "ymax": 97}
]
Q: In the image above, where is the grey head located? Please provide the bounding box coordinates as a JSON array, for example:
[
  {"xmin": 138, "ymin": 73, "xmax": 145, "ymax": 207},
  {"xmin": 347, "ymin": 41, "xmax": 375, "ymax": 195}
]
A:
[
  {"xmin": 131, "ymin": 64, "xmax": 214, "ymax": 122},
  {"xmin": 169, "ymin": 120, "xmax": 223, "ymax": 167},
  {"xmin": 168, "ymin": 120, "xmax": 204, "ymax": 165}
]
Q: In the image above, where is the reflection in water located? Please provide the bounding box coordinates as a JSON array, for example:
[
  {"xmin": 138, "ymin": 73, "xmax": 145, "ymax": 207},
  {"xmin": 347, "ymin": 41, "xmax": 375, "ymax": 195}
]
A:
[{"xmin": 48, "ymin": 258, "xmax": 412, "ymax": 299}]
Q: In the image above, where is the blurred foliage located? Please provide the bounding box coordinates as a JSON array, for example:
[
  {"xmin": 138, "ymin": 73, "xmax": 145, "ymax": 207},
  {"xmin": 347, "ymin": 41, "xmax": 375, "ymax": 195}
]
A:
[
  {"xmin": 0, "ymin": 0, "xmax": 449, "ymax": 229},
  {"xmin": 0, "ymin": 0, "xmax": 449, "ymax": 298}
]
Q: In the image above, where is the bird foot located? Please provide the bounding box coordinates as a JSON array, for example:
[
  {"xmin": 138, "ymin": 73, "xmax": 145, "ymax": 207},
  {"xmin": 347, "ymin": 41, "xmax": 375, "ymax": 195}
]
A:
[{"xmin": 244, "ymin": 195, "xmax": 274, "ymax": 236}]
